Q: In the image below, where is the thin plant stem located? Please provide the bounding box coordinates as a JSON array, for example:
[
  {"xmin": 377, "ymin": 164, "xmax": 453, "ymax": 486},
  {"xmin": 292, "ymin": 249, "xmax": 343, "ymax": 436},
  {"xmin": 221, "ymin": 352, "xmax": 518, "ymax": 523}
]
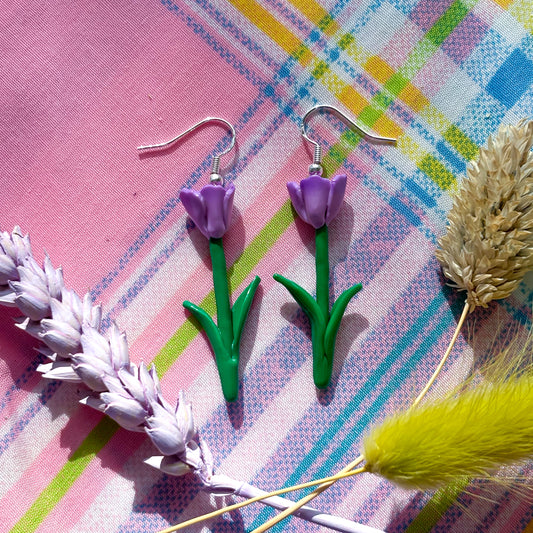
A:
[
  {"xmin": 158, "ymin": 467, "xmax": 367, "ymax": 533},
  {"xmin": 413, "ymin": 301, "xmax": 470, "ymax": 406},
  {"xmin": 314, "ymin": 224, "xmax": 332, "ymax": 388},
  {"xmin": 316, "ymin": 225, "xmax": 329, "ymax": 321},
  {"xmin": 233, "ymin": 480, "xmax": 383, "ymax": 533},
  {"xmin": 251, "ymin": 455, "xmax": 365, "ymax": 533},
  {"xmin": 210, "ymin": 237, "xmax": 233, "ymax": 353},
  {"xmin": 251, "ymin": 300, "xmax": 471, "ymax": 533}
]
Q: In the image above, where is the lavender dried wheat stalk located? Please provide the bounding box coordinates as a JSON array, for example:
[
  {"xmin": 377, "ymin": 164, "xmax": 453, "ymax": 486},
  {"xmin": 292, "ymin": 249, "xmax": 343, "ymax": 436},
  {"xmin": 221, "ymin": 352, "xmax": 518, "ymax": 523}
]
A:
[{"xmin": 0, "ymin": 226, "xmax": 214, "ymax": 480}]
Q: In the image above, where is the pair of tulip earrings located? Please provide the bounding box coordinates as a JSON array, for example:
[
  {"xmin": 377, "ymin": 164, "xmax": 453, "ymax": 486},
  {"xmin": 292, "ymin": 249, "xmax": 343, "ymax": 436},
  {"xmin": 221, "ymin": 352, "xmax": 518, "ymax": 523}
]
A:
[{"xmin": 138, "ymin": 107, "xmax": 396, "ymax": 402}]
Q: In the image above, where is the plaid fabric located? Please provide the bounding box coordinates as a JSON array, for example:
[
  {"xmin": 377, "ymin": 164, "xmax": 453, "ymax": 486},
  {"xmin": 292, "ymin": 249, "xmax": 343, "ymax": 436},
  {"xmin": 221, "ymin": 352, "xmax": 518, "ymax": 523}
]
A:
[{"xmin": 0, "ymin": 0, "xmax": 532, "ymax": 531}]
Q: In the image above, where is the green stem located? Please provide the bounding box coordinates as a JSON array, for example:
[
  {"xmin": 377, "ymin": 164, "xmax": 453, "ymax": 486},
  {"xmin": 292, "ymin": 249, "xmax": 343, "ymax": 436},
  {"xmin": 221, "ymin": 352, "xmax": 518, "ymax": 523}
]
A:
[
  {"xmin": 315, "ymin": 225, "xmax": 329, "ymax": 322},
  {"xmin": 314, "ymin": 225, "xmax": 331, "ymax": 389},
  {"xmin": 209, "ymin": 237, "xmax": 233, "ymax": 355},
  {"xmin": 274, "ymin": 225, "xmax": 361, "ymax": 390},
  {"xmin": 208, "ymin": 237, "xmax": 239, "ymax": 402}
]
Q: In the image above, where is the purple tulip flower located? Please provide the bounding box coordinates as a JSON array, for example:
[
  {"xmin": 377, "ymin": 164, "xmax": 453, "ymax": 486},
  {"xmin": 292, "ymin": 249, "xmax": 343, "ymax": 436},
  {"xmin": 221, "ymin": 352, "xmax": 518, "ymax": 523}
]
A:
[
  {"xmin": 180, "ymin": 183, "xmax": 235, "ymax": 239},
  {"xmin": 287, "ymin": 174, "xmax": 346, "ymax": 229}
]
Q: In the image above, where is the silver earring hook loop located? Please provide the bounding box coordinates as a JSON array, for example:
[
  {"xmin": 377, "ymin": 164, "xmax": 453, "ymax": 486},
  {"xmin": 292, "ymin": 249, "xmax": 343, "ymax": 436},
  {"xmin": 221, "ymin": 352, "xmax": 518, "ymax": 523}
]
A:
[
  {"xmin": 137, "ymin": 117, "xmax": 236, "ymax": 185},
  {"xmin": 301, "ymin": 104, "xmax": 397, "ymax": 175}
]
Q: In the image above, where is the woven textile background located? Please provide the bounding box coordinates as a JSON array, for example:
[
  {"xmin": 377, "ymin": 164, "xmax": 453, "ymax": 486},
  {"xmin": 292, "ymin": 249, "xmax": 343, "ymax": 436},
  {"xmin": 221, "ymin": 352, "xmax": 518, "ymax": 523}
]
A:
[{"xmin": 1, "ymin": 0, "xmax": 533, "ymax": 531}]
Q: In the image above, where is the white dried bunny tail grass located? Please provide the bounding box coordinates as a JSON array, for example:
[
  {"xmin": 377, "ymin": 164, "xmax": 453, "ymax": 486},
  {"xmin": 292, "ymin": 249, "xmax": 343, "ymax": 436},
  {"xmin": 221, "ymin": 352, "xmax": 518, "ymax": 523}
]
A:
[{"xmin": 436, "ymin": 120, "xmax": 533, "ymax": 309}]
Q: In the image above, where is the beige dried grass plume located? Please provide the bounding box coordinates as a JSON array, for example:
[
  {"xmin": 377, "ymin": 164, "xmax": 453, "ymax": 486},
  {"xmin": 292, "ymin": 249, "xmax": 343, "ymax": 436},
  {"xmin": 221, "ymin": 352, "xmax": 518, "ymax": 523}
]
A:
[{"xmin": 436, "ymin": 120, "xmax": 533, "ymax": 309}]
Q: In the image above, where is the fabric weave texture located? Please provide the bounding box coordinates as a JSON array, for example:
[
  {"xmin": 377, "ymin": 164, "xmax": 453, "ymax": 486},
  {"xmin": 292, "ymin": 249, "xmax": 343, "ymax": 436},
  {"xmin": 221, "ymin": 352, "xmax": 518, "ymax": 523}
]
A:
[{"xmin": 0, "ymin": 0, "xmax": 532, "ymax": 531}]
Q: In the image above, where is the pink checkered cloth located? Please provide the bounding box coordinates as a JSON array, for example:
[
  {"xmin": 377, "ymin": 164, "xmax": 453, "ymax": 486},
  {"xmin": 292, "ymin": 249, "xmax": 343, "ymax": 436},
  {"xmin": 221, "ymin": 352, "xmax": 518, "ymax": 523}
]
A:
[{"xmin": 1, "ymin": 0, "xmax": 532, "ymax": 531}]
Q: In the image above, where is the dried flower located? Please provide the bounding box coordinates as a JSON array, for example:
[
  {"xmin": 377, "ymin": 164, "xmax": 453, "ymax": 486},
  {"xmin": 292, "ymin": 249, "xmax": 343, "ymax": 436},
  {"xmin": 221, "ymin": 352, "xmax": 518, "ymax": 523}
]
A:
[
  {"xmin": 362, "ymin": 367, "xmax": 533, "ymax": 490},
  {"xmin": 0, "ymin": 254, "xmax": 18, "ymax": 285},
  {"xmin": 145, "ymin": 391, "xmax": 195, "ymax": 456},
  {"xmin": 80, "ymin": 361, "xmax": 150, "ymax": 431},
  {"xmin": 36, "ymin": 360, "xmax": 81, "ymax": 382},
  {"xmin": 9, "ymin": 280, "xmax": 50, "ymax": 320},
  {"xmin": 72, "ymin": 352, "xmax": 115, "ymax": 391},
  {"xmin": 9, "ymin": 255, "xmax": 64, "ymax": 320},
  {"xmin": 436, "ymin": 121, "xmax": 533, "ymax": 308},
  {"xmin": 287, "ymin": 174, "xmax": 346, "ymax": 228},
  {"xmin": 40, "ymin": 318, "xmax": 81, "ymax": 355},
  {"xmin": 180, "ymin": 182, "xmax": 235, "ymax": 238},
  {"xmin": 70, "ymin": 323, "xmax": 129, "ymax": 391},
  {"xmin": 0, "ymin": 226, "xmax": 32, "ymax": 270}
]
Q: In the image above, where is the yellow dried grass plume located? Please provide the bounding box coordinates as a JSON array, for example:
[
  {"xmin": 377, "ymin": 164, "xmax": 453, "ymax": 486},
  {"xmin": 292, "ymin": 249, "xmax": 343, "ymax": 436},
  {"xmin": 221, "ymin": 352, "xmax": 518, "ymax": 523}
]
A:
[
  {"xmin": 363, "ymin": 374, "xmax": 533, "ymax": 490},
  {"xmin": 362, "ymin": 335, "xmax": 533, "ymax": 491},
  {"xmin": 436, "ymin": 120, "xmax": 533, "ymax": 309}
]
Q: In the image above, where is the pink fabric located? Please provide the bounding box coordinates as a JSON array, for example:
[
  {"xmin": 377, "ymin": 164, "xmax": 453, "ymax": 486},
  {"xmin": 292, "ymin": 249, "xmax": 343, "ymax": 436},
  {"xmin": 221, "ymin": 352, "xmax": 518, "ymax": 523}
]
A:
[{"xmin": 1, "ymin": 0, "xmax": 532, "ymax": 532}]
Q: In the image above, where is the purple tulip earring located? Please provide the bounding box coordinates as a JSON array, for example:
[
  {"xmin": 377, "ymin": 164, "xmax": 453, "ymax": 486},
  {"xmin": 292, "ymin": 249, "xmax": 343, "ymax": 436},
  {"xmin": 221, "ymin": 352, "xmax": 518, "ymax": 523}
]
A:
[
  {"xmin": 138, "ymin": 118, "xmax": 260, "ymax": 402},
  {"xmin": 274, "ymin": 105, "xmax": 396, "ymax": 389}
]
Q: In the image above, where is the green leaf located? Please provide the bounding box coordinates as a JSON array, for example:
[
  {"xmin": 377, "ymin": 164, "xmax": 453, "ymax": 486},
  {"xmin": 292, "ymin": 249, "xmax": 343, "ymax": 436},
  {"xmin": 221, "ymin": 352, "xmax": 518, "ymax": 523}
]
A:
[
  {"xmin": 183, "ymin": 300, "xmax": 226, "ymax": 361},
  {"xmin": 183, "ymin": 300, "xmax": 239, "ymax": 402},
  {"xmin": 273, "ymin": 274, "xmax": 324, "ymax": 327},
  {"xmin": 324, "ymin": 282, "xmax": 362, "ymax": 358},
  {"xmin": 232, "ymin": 275, "xmax": 261, "ymax": 351}
]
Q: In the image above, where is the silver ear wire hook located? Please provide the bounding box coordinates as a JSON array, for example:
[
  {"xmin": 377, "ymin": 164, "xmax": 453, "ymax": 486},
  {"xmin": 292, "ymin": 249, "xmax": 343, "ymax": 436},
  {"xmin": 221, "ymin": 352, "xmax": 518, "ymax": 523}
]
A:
[
  {"xmin": 137, "ymin": 117, "xmax": 236, "ymax": 185},
  {"xmin": 301, "ymin": 104, "xmax": 397, "ymax": 175}
]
